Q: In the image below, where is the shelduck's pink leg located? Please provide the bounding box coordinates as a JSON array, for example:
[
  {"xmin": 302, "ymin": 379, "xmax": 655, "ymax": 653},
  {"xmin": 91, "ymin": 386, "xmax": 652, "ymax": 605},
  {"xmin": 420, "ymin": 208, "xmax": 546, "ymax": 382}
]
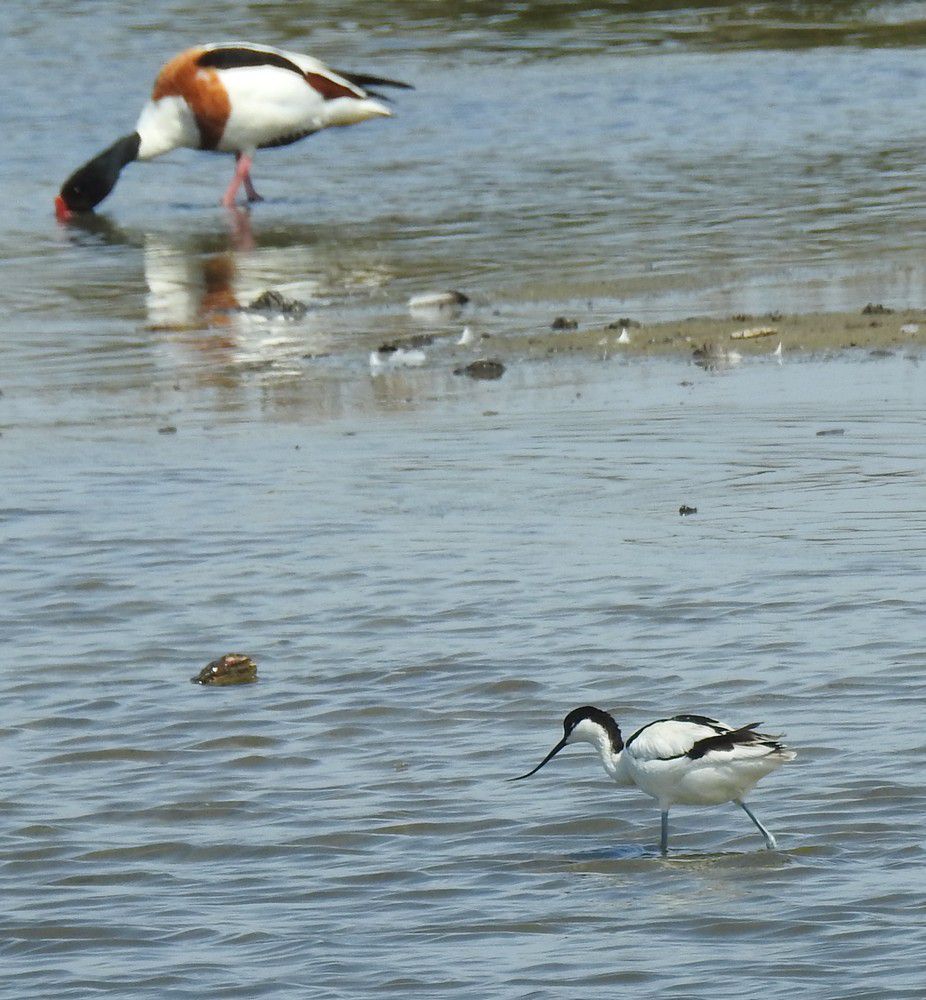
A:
[
  {"xmin": 242, "ymin": 168, "xmax": 263, "ymax": 203},
  {"xmin": 222, "ymin": 153, "xmax": 263, "ymax": 208}
]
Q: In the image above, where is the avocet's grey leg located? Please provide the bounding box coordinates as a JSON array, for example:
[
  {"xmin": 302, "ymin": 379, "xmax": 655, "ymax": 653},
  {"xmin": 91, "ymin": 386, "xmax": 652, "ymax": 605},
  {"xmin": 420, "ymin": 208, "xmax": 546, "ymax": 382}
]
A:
[
  {"xmin": 739, "ymin": 800, "xmax": 778, "ymax": 850},
  {"xmin": 660, "ymin": 810, "xmax": 669, "ymax": 856}
]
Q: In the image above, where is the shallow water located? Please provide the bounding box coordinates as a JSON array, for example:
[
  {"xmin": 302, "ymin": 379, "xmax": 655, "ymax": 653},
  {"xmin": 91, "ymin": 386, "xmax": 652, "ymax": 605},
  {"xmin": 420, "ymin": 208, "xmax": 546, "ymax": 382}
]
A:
[
  {"xmin": 4, "ymin": 356, "xmax": 926, "ymax": 998},
  {"xmin": 3, "ymin": 3, "xmax": 926, "ymax": 999},
  {"xmin": 7, "ymin": 0, "xmax": 926, "ymax": 346}
]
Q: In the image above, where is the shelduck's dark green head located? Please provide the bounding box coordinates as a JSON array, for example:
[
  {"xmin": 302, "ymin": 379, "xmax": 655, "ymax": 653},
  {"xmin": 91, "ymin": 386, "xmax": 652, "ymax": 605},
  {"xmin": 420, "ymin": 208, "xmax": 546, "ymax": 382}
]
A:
[{"xmin": 55, "ymin": 132, "xmax": 141, "ymax": 219}]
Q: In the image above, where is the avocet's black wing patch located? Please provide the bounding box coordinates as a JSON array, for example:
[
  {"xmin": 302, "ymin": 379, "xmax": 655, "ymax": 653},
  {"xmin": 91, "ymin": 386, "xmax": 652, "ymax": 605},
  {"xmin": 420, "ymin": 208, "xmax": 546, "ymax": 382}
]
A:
[
  {"xmin": 686, "ymin": 723, "xmax": 779, "ymax": 760},
  {"xmin": 197, "ymin": 47, "xmax": 305, "ymax": 76},
  {"xmin": 626, "ymin": 714, "xmax": 727, "ymax": 749},
  {"xmin": 671, "ymin": 714, "xmax": 727, "ymax": 731}
]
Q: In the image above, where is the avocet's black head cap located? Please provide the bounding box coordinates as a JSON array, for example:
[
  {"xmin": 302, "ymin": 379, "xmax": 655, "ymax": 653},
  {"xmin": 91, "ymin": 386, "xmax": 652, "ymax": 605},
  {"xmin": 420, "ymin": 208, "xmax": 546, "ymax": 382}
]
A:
[
  {"xmin": 510, "ymin": 705, "xmax": 622, "ymax": 782},
  {"xmin": 563, "ymin": 705, "xmax": 622, "ymax": 746}
]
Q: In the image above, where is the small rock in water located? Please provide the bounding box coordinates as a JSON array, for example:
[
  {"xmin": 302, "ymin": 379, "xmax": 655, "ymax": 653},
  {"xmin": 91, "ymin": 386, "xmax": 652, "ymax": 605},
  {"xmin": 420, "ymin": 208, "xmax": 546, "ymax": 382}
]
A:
[
  {"xmin": 679, "ymin": 505, "xmax": 698, "ymax": 516},
  {"xmin": 816, "ymin": 428, "xmax": 846, "ymax": 437},
  {"xmin": 453, "ymin": 358, "xmax": 505, "ymax": 380},
  {"xmin": 191, "ymin": 653, "xmax": 258, "ymax": 686},
  {"xmin": 245, "ymin": 290, "xmax": 308, "ymax": 318},
  {"xmin": 158, "ymin": 425, "xmax": 177, "ymax": 435},
  {"xmin": 692, "ymin": 343, "xmax": 742, "ymax": 370},
  {"xmin": 551, "ymin": 316, "xmax": 578, "ymax": 330}
]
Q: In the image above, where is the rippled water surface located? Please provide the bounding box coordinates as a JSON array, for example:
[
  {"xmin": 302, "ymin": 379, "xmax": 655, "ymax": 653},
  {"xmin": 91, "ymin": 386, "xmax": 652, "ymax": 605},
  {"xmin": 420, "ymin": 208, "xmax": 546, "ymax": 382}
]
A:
[
  {"xmin": 5, "ymin": 357, "xmax": 926, "ymax": 998},
  {"xmin": 3, "ymin": 3, "xmax": 926, "ymax": 999}
]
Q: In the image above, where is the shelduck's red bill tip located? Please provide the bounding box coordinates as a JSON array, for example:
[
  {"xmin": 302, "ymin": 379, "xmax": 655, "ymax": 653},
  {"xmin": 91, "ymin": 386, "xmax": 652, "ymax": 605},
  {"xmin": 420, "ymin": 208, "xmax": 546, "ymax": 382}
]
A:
[{"xmin": 54, "ymin": 195, "xmax": 73, "ymax": 222}]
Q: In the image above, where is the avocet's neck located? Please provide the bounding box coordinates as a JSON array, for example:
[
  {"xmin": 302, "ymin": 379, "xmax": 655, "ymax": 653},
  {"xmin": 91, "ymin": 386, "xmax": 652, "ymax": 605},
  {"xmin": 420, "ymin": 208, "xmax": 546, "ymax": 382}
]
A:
[{"xmin": 568, "ymin": 715, "xmax": 631, "ymax": 784}]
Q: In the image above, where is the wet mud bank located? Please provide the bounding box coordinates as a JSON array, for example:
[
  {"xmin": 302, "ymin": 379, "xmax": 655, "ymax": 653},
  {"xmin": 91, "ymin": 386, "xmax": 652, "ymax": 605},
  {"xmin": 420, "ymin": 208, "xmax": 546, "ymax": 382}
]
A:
[{"xmin": 501, "ymin": 305, "xmax": 926, "ymax": 365}]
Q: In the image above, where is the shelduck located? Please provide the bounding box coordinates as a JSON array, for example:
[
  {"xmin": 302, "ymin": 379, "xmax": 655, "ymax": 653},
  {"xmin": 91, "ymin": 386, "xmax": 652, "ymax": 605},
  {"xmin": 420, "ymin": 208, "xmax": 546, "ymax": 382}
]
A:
[
  {"xmin": 55, "ymin": 42, "xmax": 411, "ymax": 218},
  {"xmin": 512, "ymin": 705, "xmax": 795, "ymax": 855}
]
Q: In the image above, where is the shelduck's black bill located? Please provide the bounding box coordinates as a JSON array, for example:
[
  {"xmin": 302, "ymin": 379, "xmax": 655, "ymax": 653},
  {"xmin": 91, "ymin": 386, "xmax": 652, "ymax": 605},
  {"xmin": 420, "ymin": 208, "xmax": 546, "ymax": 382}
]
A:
[
  {"xmin": 55, "ymin": 132, "xmax": 141, "ymax": 219},
  {"xmin": 509, "ymin": 735, "xmax": 569, "ymax": 781}
]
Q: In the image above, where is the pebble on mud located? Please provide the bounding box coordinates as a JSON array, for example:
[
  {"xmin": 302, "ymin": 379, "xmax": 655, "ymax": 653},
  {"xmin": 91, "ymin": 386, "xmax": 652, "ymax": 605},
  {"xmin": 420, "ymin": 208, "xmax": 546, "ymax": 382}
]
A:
[
  {"xmin": 453, "ymin": 358, "xmax": 506, "ymax": 380},
  {"xmin": 191, "ymin": 653, "xmax": 258, "ymax": 686},
  {"xmin": 378, "ymin": 334, "xmax": 435, "ymax": 351}
]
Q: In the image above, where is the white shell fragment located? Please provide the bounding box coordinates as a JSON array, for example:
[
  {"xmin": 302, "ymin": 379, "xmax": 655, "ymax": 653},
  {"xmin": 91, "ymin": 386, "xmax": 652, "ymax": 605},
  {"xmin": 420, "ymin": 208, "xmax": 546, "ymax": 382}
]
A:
[
  {"xmin": 408, "ymin": 290, "xmax": 470, "ymax": 315},
  {"xmin": 369, "ymin": 347, "xmax": 427, "ymax": 370}
]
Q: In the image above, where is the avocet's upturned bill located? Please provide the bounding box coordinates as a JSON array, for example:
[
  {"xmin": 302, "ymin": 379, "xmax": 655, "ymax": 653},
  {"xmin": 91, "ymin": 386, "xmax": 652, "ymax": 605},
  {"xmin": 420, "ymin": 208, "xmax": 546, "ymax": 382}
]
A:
[{"xmin": 512, "ymin": 705, "xmax": 795, "ymax": 856}]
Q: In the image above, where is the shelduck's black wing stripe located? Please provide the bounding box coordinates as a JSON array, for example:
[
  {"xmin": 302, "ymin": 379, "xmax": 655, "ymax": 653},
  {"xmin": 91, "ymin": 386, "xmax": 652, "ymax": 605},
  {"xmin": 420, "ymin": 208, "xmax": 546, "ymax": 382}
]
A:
[
  {"xmin": 257, "ymin": 129, "xmax": 317, "ymax": 150},
  {"xmin": 197, "ymin": 47, "xmax": 305, "ymax": 76},
  {"xmin": 332, "ymin": 71, "xmax": 414, "ymax": 101},
  {"xmin": 335, "ymin": 71, "xmax": 414, "ymax": 90}
]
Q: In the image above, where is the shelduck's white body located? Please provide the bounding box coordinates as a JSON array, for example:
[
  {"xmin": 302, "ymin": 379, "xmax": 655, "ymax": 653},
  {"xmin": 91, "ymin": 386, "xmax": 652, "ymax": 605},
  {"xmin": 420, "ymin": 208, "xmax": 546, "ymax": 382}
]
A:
[{"xmin": 135, "ymin": 43, "xmax": 393, "ymax": 160}]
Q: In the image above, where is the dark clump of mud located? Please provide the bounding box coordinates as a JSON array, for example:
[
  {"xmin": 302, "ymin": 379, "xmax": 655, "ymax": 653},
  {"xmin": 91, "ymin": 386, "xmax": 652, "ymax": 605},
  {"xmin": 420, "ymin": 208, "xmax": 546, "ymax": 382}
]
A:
[
  {"xmin": 245, "ymin": 290, "xmax": 308, "ymax": 318},
  {"xmin": 378, "ymin": 334, "xmax": 435, "ymax": 352},
  {"xmin": 454, "ymin": 359, "xmax": 506, "ymax": 380},
  {"xmin": 191, "ymin": 653, "xmax": 259, "ymax": 686}
]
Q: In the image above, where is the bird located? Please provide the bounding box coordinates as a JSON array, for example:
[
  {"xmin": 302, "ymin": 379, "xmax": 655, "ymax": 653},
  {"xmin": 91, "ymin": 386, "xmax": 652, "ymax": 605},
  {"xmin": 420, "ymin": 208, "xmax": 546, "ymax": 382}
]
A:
[
  {"xmin": 54, "ymin": 42, "xmax": 412, "ymax": 219},
  {"xmin": 511, "ymin": 705, "xmax": 795, "ymax": 856}
]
